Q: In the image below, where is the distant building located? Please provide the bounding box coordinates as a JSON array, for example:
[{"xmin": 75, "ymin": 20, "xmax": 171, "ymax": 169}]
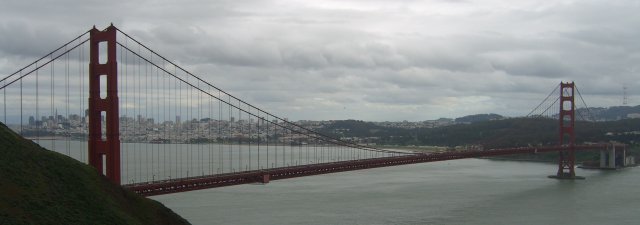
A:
[{"xmin": 627, "ymin": 113, "xmax": 640, "ymax": 119}]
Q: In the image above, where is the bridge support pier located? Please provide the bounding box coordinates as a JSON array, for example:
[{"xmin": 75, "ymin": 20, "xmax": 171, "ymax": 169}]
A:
[
  {"xmin": 600, "ymin": 144, "xmax": 625, "ymax": 169},
  {"xmin": 261, "ymin": 173, "xmax": 270, "ymax": 184}
]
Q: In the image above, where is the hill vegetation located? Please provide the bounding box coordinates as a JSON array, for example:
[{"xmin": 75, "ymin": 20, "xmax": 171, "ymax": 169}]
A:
[
  {"xmin": 320, "ymin": 117, "xmax": 640, "ymax": 162},
  {"xmin": 582, "ymin": 105, "xmax": 640, "ymax": 121},
  {"xmin": 454, "ymin": 113, "xmax": 504, "ymax": 124},
  {"xmin": 0, "ymin": 123, "xmax": 190, "ymax": 225},
  {"xmin": 319, "ymin": 118, "xmax": 640, "ymax": 148}
]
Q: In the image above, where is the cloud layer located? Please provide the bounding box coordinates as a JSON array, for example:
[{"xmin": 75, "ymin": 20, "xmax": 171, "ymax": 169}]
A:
[{"xmin": 1, "ymin": 0, "xmax": 639, "ymax": 121}]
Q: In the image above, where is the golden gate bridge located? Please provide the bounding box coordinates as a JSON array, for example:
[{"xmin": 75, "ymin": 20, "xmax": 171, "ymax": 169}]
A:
[{"xmin": 0, "ymin": 25, "xmax": 625, "ymax": 196}]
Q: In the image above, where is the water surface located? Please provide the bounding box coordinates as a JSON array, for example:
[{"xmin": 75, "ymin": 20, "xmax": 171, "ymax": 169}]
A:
[{"xmin": 152, "ymin": 159, "xmax": 640, "ymax": 225}]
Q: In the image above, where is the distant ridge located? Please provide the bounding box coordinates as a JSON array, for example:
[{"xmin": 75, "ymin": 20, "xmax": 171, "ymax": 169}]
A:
[
  {"xmin": 577, "ymin": 105, "xmax": 640, "ymax": 121},
  {"xmin": 454, "ymin": 113, "xmax": 504, "ymax": 124}
]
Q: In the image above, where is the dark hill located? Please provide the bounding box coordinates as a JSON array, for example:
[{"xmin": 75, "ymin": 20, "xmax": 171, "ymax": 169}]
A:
[
  {"xmin": 319, "ymin": 118, "xmax": 640, "ymax": 148},
  {"xmin": 454, "ymin": 113, "xmax": 504, "ymax": 124},
  {"xmin": 419, "ymin": 117, "xmax": 558, "ymax": 148},
  {"xmin": 582, "ymin": 105, "xmax": 640, "ymax": 121},
  {"xmin": 0, "ymin": 123, "xmax": 190, "ymax": 225}
]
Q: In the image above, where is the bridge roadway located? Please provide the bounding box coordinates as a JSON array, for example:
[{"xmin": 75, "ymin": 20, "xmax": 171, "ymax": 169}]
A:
[{"xmin": 125, "ymin": 144, "xmax": 609, "ymax": 196}]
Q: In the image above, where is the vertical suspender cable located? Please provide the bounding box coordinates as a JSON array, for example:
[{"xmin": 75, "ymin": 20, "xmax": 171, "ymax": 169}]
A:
[
  {"xmin": 275, "ymin": 119, "xmax": 278, "ymax": 167},
  {"xmin": 162, "ymin": 59, "xmax": 167, "ymax": 181},
  {"xmin": 238, "ymin": 100, "xmax": 242, "ymax": 171},
  {"xmin": 283, "ymin": 124, "xmax": 286, "ymax": 166},
  {"xmin": 228, "ymin": 95, "xmax": 232, "ymax": 172},
  {"xmin": 154, "ymin": 52, "xmax": 159, "ymax": 181},
  {"xmin": 122, "ymin": 42, "xmax": 128, "ymax": 183},
  {"xmin": 145, "ymin": 51, "xmax": 149, "ymax": 182},
  {"xmin": 80, "ymin": 42, "xmax": 86, "ymax": 163},
  {"xmin": 299, "ymin": 131, "xmax": 302, "ymax": 165},
  {"xmin": 2, "ymin": 78, "xmax": 5, "ymax": 124},
  {"xmin": 208, "ymin": 84, "xmax": 211, "ymax": 175},
  {"xmin": 199, "ymin": 79, "xmax": 203, "ymax": 175},
  {"xmin": 187, "ymin": 70, "xmax": 191, "ymax": 176},
  {"xmin": 178, "ymin": 66, "xmax": 182, "ymax": 178},
  {"xmin": 137, "ymin": 44, "xmax": 141, "ymax": 182},
  {"xmin": 51, "ymin": 54, "xmax": 55, "ymax": 151},
  {"xmin": 151, "ymin": 50, "xmax": 156, "ymax": 181},
  {"xmin": 257, "ymin": 111, "xmax": 260, "ymax": 169},
  {"xmin": 36, "ymin": 62, "xmax": 39, "ymax": 143},
  {"xmin": 20, "ymin": 73, "xmax": 23, "ymax": 135},
  {"xmin": 150, "ymin": 52, "xmax": 155, "ymax": 181},
  {"xmin": 66, "ymin": 45, "xmax": 70, "ymax": 155},
  {"xmin": 218, "ymin": 90, "xmax": 222, "ymax": 173},
  {"xmin": 148, "ymin": 52, "xmax": 153, "ymax": 182},
  {"xmin": 195, "ymin": 80, "xmax": 200, "ymax": 174},
  {"xmin": 306, "ymin": 131, "xmax": 309, "ymax": 165},
  {"xmin": 338, "ymin": 144, "xmax": 341, "ymax": 161},
  {"xmin": 266, "ymin": 115, "xmax": 270, "ymax": 169},
  {"xmin": 174, "ymin": 65, "xmax": 179, "ymax": 179},
  {"xmin": 172, "ymin": 68, "xmax": 177, "ymax": 178},
  {"xmin": 189, "ymin": 69, "xmax": 194, "ymax": 177},
  {"xmin": 248, "ymin": 106, "xmax": 252, "ymax": 170},
  {"xmin": 209, "ymin": 85, "xmax": 213, "ymax": 175},
  {"xmin": 288, "ymin": 129, "xmax": 291, "ymax": 165}
]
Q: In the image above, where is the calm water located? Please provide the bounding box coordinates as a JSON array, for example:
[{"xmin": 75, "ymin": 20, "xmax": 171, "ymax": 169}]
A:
[
  {"xmin": 33, "ymin": 140, "xmax": 395, "ymax": 184},
  {"xmin": 30, "ymin": 140, "xmax": 640, "ymax": 224},
  {"xmin": 152, "ymin": 159, "xmax": 640, "ymax": 225}
]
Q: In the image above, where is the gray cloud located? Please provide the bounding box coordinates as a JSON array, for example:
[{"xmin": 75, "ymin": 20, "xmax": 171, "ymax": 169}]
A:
[
  {"xmin": 491, "ymin": 53, "xmax": 574, "ymax": 78},
  {"xmin": 1, "ymin": 0, "xmax": 639, "ymax": 121}
]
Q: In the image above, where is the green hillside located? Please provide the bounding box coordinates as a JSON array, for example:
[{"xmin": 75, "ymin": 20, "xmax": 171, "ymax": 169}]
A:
[
  {"xmin": 320, "ymin": 118, "xmax": 640, "ymax": 148},
  {"xmin": 0, "ymin": 123, "xmax": 190, "ymax": 225},
  {"xmin": 318, "ymin": 118, "xmax": 640, "ymax": 162}
]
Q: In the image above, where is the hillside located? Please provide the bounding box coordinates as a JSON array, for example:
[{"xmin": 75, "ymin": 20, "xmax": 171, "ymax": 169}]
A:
[
  {"xmin": 317, "ymin": 118, "xmax": 640, "ymax": 163},
  {"xmin": 454, "ymin": 113, "xmax": 504, "ymax": 124},
  {"xmin": 0, "ymin": 123, "xmax": 190, "ymax": 225},
  {"xmin": 578, "ymin": 105, "xmax": 640, "ymax": 121},
  {"xmin": 319, "ymin": 118, "xmax": 640, "ymax": 148}
]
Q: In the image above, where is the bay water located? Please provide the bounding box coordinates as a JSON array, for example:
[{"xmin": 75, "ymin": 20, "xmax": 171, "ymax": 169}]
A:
[
  {"xmin": 152, "ymin": 158, "xmax": 640, "ymax": 225},
  {"xmin": 32, "ymin": 140, "xmax": 640, "ymax": 224}
]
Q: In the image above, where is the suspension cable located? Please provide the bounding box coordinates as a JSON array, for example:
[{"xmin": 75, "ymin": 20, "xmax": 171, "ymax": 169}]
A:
[
  {"xmin": 115, "ymin": 41, "xmax": 406, "ymax": 155},
  {"xmin": 114, "ymin": 28, "xmax": 407, "ymax": 154},
  {"xmin": 0, "ymin": 39, "xmax": 90, "ymax": 90},
  {"xmin": 0, "ymin": 31, "xmax": 90, "ymax": 84},
  {"xmin": 575, "ymin": 85, "xmax": 595, "ymax": 121},
  {"xmin": 527, "ymin": 84, "xmax": 560, "ymax": 117}
]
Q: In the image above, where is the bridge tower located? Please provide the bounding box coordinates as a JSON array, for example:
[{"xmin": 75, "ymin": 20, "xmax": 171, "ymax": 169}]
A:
[
  {"xmin": 88, "ymin": 25, "xmax": 121, "ymax": 184},
  {"xmin": 552, "ymin": 82, "xmax": 581, "ymax": 179}
]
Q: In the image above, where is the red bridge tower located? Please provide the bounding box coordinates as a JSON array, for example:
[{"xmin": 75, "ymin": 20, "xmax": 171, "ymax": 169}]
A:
[
  {"xmin": 551, "ymin": 82, "xmax": 582, "ymax": 179},
  {"xmin": 88, "ymin": 25, "xmax": 121, "ymax": 184}
]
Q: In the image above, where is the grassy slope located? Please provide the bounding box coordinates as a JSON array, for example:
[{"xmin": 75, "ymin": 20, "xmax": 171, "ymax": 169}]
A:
[{"xmin": 0, "ymin": 123, "xmax": 190, "ymax": 225}]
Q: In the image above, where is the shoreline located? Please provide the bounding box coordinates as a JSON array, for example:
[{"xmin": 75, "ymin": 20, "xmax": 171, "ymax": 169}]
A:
[{"xmin": 480, "ymin": 156, "xmax": 556, "ymax": 164}]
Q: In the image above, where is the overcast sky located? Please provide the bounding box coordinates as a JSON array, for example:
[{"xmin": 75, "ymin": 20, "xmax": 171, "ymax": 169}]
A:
[{"xmin": 1, "ymin": 0, "xmax": 638, "ymax": 121}]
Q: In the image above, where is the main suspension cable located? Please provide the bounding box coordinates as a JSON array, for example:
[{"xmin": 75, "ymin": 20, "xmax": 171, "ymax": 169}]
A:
[{"xmin": 114, "ymin": 28, "xmax": 408, "ymax": 155}]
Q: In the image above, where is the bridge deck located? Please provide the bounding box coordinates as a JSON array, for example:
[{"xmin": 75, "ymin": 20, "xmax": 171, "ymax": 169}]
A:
[{"xmin": 125, "ymin": 144, "xmax": 610, "ymax": 196}]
